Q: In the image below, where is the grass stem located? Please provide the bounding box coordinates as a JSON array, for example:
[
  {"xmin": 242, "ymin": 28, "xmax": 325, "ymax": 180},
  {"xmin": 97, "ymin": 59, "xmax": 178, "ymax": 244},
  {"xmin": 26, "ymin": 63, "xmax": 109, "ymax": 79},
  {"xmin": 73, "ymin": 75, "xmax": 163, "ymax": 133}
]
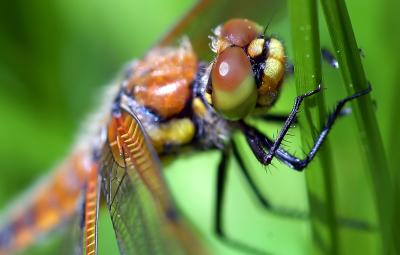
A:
[
  {"xmin": 320, "ymin": 0, "xmax": 395, "ymax": 253},
  {"xmin": 288, "ymin": 0, "xmax": 338, "ymax": 254}
]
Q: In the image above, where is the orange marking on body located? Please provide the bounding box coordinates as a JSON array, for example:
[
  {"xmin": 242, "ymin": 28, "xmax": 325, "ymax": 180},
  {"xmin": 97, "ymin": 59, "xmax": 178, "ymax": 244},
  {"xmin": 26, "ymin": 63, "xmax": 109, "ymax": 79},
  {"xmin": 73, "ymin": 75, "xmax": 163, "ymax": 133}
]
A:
[
  {"xmin": 1, "ymin": 151, "xmax": 89, "ymax": 254},
  {"xmin": 33, "ymin": 192, "xmax": 61, "ymax": 231},
  {"xmin": 126, "ymin": 45, "xmax": 197, "ymax": 118}
]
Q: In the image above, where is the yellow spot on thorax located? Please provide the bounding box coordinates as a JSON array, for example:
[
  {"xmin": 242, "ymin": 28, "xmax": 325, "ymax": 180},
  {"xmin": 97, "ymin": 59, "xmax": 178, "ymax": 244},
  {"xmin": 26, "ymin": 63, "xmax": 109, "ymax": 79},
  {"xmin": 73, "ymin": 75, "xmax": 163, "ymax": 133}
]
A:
[
  {"xmin": 247, "ymin": 38, "xmax": 265, "ymax": 58},
  {"xmin": 192, "ymin": 97, "xmax": 207, "ymax": 117},
  {"xmin": 257, "ymin": 38, "xmax": 285, "ymax": 106},
  {"xmin": 148, "ymin": 118, "xmax": 195, "ymax": 153}
]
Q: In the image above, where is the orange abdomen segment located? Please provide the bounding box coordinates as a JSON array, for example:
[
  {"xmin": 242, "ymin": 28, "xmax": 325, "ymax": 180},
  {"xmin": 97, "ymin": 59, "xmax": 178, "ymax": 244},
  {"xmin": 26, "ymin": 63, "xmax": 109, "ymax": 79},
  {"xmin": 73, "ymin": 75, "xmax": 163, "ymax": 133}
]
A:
[
  {"xmin": 0, "ymin": 152, "xmax": 89, "ymax": 254},
  {"xmin": 127, "ymin": 42, "xmax": 198, "ymax": 118}
]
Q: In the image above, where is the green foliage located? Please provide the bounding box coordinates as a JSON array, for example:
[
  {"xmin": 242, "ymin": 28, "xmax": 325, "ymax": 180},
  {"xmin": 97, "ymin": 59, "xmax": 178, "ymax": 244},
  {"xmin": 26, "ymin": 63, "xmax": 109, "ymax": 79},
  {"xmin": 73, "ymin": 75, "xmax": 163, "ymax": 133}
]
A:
[{"xmin": 320, "ymin": 0, "xmax": 394, "ymax": 253}]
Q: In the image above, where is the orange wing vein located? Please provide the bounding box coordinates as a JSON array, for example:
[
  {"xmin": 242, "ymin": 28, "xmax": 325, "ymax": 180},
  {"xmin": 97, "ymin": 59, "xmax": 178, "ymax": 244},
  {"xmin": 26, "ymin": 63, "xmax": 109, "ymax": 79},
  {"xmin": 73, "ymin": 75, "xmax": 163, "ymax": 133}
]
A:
[{"xmin": 100, "ymin": 106, "xmax": 207, "ymax": 255}]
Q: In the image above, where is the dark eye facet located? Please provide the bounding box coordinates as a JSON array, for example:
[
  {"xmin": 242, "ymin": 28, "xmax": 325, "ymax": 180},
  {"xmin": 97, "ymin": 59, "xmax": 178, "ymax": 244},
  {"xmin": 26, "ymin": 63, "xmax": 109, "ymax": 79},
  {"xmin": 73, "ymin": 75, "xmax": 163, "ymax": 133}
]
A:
[
  {"xmin": 221, "ymin": 18, "xmax": 262, "ymax": 47},
  {"xmin": 211, "ymin": 47, "xmax": 257, "ymax": 120}
]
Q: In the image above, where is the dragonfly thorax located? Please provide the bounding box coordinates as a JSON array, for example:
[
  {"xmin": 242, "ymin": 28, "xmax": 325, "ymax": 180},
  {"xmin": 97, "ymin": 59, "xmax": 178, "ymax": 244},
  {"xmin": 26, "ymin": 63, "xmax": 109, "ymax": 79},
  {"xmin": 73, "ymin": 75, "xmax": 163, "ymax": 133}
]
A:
[
  {"xmin": 119, "ymin": 19, "xmax": 286, "ymax": 154},
  {"xmin": 125, "ymin": 40, "xmax": 198, "ymax": 119}
]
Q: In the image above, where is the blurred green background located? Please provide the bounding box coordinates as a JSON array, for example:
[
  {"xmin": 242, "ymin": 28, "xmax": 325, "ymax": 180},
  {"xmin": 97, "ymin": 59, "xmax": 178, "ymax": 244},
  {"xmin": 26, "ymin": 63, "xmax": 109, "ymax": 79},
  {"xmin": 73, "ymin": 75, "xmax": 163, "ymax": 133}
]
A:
[{"xmin": 0, "ymin": 0, "xmax": 399, "ymax": 254}]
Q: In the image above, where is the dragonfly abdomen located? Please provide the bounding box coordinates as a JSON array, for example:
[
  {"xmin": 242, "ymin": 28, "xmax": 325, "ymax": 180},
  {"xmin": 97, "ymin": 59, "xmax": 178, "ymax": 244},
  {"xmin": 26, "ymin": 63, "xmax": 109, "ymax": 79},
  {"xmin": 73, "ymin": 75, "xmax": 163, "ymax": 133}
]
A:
[{"xmin": 0, "ymin": 152, "xmax": 90, "ymax": 254}]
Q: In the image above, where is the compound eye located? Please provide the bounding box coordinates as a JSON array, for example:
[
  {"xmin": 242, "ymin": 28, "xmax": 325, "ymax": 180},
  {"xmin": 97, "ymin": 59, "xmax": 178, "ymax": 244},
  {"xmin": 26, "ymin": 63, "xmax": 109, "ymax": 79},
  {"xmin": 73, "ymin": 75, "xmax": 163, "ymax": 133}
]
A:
[
  {"xmin": 211, "ymin": 47, "xmax": 257, "ymax": 120},
  {"xmin": 221, "ymin": 18, "xmax": 262, "ymax": 47}
]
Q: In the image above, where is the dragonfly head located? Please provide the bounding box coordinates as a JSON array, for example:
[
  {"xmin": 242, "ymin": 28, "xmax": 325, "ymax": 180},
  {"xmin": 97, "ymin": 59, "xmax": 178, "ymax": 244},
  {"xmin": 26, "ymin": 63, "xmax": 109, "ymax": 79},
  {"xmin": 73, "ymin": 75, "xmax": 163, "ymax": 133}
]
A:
[{"xmin": 208, "ymin": 18, "xmax": 286, "ymax": 120}]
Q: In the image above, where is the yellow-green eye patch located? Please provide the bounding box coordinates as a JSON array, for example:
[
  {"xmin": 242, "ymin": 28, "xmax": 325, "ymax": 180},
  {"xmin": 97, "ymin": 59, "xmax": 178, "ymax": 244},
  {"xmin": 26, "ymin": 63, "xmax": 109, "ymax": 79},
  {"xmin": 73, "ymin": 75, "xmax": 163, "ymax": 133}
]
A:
[{"xmin": 211, "ymin": 47, "xmax": 257, "ymax": 120}]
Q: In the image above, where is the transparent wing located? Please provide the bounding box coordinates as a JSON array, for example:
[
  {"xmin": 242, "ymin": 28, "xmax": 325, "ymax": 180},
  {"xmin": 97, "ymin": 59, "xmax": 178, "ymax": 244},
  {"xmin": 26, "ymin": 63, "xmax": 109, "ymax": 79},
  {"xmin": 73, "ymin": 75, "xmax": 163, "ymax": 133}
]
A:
[
  {"xmin": 100, "ymin": 107, "xmax": 206, "ymax": 255},
  {"xmin": 51, "ymin": 159, "xmax": 101, "ymax": 255}
]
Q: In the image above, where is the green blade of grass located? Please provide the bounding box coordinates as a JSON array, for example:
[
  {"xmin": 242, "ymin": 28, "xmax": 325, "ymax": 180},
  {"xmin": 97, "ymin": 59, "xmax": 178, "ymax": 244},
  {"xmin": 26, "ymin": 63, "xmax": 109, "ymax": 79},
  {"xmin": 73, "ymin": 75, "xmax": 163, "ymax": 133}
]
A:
[
  {"xmin": 320, "ymin": 0, "xmax": 395, "ymax": 254},
  {"xmin": 389, "ymin": 68, "xmax": 400, "ymax": 253},
  {"xmin": 288, "ymin": 0, "xmax": 338, "ymax": 254},
  {"xmin": 389, "ymin": 66, "xmax": 400, "ymax": 254}
]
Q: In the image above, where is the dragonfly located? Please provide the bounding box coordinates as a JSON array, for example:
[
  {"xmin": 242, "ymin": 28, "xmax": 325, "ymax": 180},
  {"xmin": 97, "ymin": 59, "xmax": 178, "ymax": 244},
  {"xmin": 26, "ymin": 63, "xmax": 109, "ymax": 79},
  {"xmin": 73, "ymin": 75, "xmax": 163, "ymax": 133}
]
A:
[{"xmin": 0, "ymin": 1, "xmax": 372, "ymax": 255}]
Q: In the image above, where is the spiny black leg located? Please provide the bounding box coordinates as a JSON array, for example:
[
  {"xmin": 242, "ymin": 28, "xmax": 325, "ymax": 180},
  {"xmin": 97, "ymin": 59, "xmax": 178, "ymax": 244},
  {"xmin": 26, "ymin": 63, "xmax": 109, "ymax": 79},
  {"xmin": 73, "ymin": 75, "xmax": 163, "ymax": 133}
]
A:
[
  {"xmin": 245, "ymin": 84, "xmax": 371, "ymax": 170},
  {"xmin": 241, "ymin": 82, "xmax": 373, "ymax": 231},
  {"xmin": 256, "ymin": 113, "xmax": 297, "ymax": 124},
  {"xmin": 243, "ymin": 124, "xmax": 311, "ymax": 170},
  {"xmin": 281, "ymin": 85, "xmax": 372, "ymax": 170},
  {"xmin": 214, "ymin": 148, "xmax": 270, "ymax": 255},
  {"xmin": 256, "ymin": 108, "xmax": 351, "ymax": 124},
  {"xmin": 231, "ymin": 141, "xmax": 270, "ymax": 208},
  {"xmin": 261, "ymin": 85, "xmax": 322, "ymax": 166},
  {"xmin": 232, "ymin": 140, "xmax": 308, "ymax": 219},
  {"xmin": 215, "ymin": 148, "xmax": 229, "ymax": 237},
  {"xmin": 243, "ymin": 124, "xmax": 375, "ymax": 230},
  {"xmin": 245, "ymin": 125, "xmax": 318, "ymax": 170},
  {"xmin": 245, "ymin": 129, "xmax": 375, "ymax": 231}
]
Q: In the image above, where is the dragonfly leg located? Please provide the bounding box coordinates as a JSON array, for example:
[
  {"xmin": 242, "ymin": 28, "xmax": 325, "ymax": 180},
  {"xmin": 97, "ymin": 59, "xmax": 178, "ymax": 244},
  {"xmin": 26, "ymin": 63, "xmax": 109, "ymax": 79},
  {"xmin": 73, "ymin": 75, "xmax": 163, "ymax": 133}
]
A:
[
  {"xmin": 255, "ymin": 107, "xmax": 351, "ymax": 124},
  {"xmin": 231, "ymin": 140, "xmax": 308, "ymax": 219},
  {"xmin": 249, "ymin": 85, "xmax": 322, "ymax": 167},
  {"xmin": 256, "ymin": 113, "xmax": 297, "ymax": 124},
  {"xmin": 214, "ymin": 148, "xmax": 270, "ymax": 255},
  {"xmin": 242, "ymin": 124, "xmax": 375, "ymax": 230},
  {"xmin": 214, "ymin": 147, "xmax": 229, "ymax": 238},
  {"xmin": 231, "ymin": 141, "xmax": 270, "ymax": 208},
  {"xmin": 242, "ymin": 86, "xmax": 374, "ymax": 228},
  {"xmin": 244, "ymin": 84, "xmax": 371, "ymax": 170}
]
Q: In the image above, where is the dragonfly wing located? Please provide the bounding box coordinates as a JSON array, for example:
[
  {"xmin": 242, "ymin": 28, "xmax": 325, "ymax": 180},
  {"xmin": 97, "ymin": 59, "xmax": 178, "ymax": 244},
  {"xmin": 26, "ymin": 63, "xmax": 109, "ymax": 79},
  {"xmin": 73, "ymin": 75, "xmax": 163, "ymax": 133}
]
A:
[
  {"xmin": 158, "ymin": 0, "xmax": 283, "ymax": 59},
  {"xmin": 100, "ymin": 106, "xmax": 206, "ymax": 255},
  {"xmin": 52, "ymin": 159, "xmax": 101, "ymax": 255},
  {"xmin": 82, "ymin": 163, "xmax": 101, "ymax": 255}
]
